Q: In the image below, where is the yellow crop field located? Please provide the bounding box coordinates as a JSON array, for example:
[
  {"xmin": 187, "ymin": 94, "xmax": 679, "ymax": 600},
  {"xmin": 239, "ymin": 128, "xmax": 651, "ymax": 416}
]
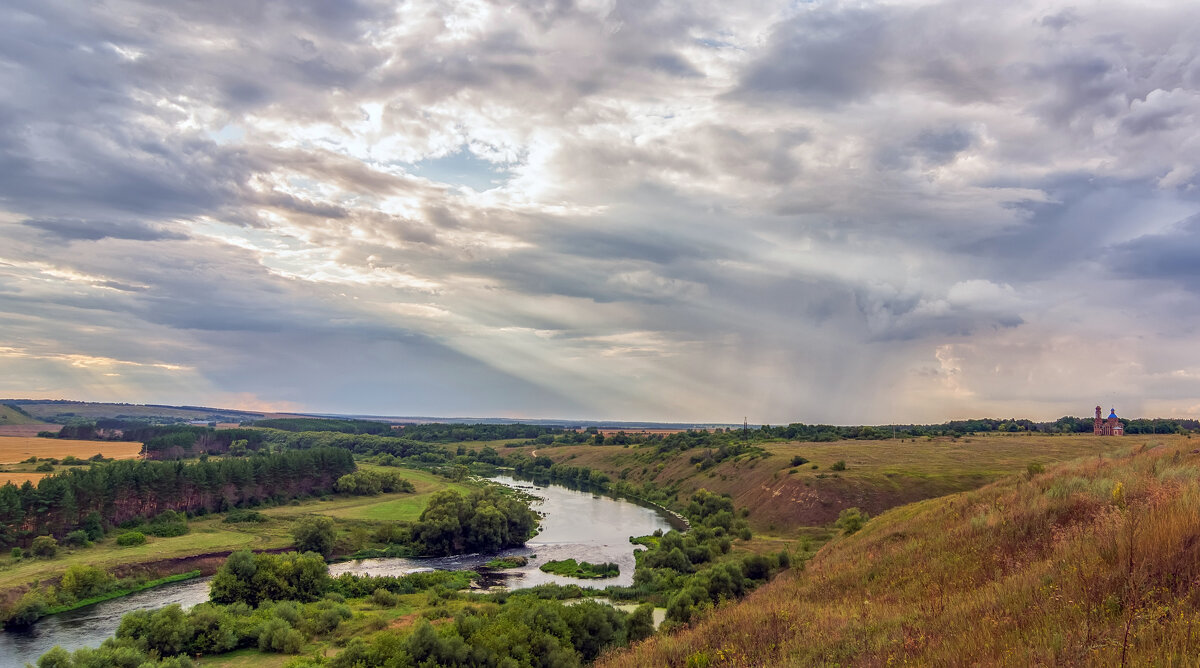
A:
[
  {"xmin": 0, "ymin": 437, "xmax": 142, "ymax": 463},
  {"xmin": 0, "ymin": 472, "xmax": 48, "ymax": 485}
]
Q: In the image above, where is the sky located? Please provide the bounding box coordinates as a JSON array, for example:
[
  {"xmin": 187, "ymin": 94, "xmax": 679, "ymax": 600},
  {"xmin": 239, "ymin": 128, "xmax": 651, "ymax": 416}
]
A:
[{"xmin": 2, "ymin": 0, "xmax": 1200, "ymax": 425}]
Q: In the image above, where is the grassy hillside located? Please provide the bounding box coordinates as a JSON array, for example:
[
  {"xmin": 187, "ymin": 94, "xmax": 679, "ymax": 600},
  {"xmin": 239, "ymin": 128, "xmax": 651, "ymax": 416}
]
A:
[
  {"xmin": 523, "ymin": 433, "xmax": 1162, "ymax": 533},
  {"xmin": 0, "ymin": 404, "xmax": 42, "ymax": 425},
  {"xmin": 600, "ymin": 442, "xmax": 1200, "ymax": 666}
]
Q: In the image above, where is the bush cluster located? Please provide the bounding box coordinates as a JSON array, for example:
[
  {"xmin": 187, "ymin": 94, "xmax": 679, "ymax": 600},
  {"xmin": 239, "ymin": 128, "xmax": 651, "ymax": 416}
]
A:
[{"xmin": 335, "ymin": 469, "xmax": 416, "ymax": 495}]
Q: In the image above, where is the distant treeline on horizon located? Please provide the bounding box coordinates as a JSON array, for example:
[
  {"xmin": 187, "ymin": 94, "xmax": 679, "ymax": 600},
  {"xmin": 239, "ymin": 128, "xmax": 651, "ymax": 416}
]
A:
[
  {"xmin": 16, "ymin": 399, "xmax": 1199, "ymax": 436},
  {"xmin": 42, "ymin": 414, "xmax": 1200, "ymax": 460}
]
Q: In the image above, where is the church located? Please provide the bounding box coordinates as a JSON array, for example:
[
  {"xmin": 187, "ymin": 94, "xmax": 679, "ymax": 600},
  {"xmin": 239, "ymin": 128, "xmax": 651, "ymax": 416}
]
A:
[{"xmin": 1093, "ymin": 406, "xmax": 1124, "ymax": 436}]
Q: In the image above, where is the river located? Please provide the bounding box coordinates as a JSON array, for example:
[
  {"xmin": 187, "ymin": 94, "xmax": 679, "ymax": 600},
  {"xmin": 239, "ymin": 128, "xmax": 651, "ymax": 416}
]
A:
[{"xmin": 0, "ymin": 474, "xmax": 676, "ymax": 665}]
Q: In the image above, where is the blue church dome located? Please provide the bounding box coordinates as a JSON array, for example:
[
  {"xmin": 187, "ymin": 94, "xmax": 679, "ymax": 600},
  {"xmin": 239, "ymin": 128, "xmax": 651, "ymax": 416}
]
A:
[{"xmin": 1108, "ymin": 409, "xmax": 1118, "ymax": 419}]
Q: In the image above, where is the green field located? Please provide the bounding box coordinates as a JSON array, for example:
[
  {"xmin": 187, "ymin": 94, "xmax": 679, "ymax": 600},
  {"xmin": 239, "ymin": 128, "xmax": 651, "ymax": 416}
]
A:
[
  {"xmin": 0, "ymin": 405, "xmax": 42, "ymax": 426},
  {"xmin": 0, "ymin": 466, "xmax": 464, "ymax": 597},
  {"xmin": 305, "ymin": 466, "xmax": 471, "ymax": 522},
  {"xmin": 0, "ymin": 522, "xmax": 267, "ymax": 591}
]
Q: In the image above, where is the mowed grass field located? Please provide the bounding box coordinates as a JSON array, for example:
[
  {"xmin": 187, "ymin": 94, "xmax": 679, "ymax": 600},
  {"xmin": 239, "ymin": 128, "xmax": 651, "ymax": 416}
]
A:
[
  {"xmin": 0, "ymin": 436, "xmax": 143, "ymax": 463},
  {"xmin": 308, "ymin": 466, "xmax": 471, "ymax": 522},
  {"xmin": 0, "ymin": 518, "xmax": 271, "ymax": 591}
]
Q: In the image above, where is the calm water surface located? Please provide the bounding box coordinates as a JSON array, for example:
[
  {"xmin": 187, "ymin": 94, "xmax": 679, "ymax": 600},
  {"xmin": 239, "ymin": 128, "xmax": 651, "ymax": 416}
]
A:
[{"xmin": 0, "ymin": 475, "xmax": 675, "ymax": 665}]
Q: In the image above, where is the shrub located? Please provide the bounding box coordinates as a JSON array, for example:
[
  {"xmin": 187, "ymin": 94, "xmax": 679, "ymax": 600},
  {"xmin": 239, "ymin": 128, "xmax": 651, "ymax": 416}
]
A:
[
  {"xmin": 10, "ymin": 547, "xmax": 22, "ymax": 559},
  {"xmin": 4, "ymin": 592, "xmax": 46, "ymax": 629},
  {"xmin": 627, "ymin": 602, "xmax": 656, "ymax": 642},
  {"xmin": 292, "ymin": 516, "xmax": 336, "ymax": 557},
  {"xmin": 64, "ymin": 530, "xmax": 90, "ymax": 547},
  {"xmin": 59, "ymin": 564, "xmax": 115, "ymax": 599},
  {"xmin": 223, "ymin": 509, "xmax": 269, "ymax": 523},
  {"xmin": 836, "ymin": 507, "xmax": 868, "ymax": 535},
  {"xmin": 146, "ymin": 510, "xmax": 189, "ymax": 537},
  {"xmin": 1027, "ymin": 462, "xmax": 1045, "ymax": 477},
  {"xmin": 790, "ymin": 455, "xmax": 809, "ymax": 467},
  {"xmin": 742, "ymin": 554, "xmax": 772, "ymax": 580},
  {"xmin": 831, "ymin": 460, "xmax": 847, "ymax": 471},
  {"xmin": 371, "ymin": 588, "xmax": 399, "ymax": 607},
  {"xmin": 116, "ymin": 531, "xmax": 147, "ymax": 546},
  {"xmin": 258, "ymin": 617, "xmax": 304, "ymax": 653},
  {"xmin": 34, "ymin": 462, "xmax": 54, "ymax": 472},
  {"xmin": 30, "ymin": 535, "xmax": 58, "ymax": 557},
  {"xmin": 307, "ymin": 602, "xmax": 352, "ymax": 634}
]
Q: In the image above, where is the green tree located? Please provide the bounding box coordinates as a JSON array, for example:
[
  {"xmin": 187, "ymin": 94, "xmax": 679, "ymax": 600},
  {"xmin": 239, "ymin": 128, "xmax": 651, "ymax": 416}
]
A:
[
  {"xmin": 292, "ymin": 516, "xmax": 336, "ymax": 557},
  {"xmin": 626, "ymin": 602, "xmax": 656, "ymax": 642},
  {"xmin": 35, "ymin": 646, "xmax": 71, "ymax": 668},
  {"xmin": 59, "ymin": 564, "xmax": 114, "ymax": 600}
]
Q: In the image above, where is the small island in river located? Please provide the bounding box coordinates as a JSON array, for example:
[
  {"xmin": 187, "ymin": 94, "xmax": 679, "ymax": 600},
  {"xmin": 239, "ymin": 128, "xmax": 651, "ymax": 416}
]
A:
[{"xmin": 539, "ymin": 558, "xmax": 620, "ymax": 579}]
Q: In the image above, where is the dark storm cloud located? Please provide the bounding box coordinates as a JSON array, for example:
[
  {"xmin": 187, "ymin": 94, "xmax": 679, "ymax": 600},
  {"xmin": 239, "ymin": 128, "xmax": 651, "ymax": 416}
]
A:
[
  {"xmin": 735, "ymin": 6, "xmax": 890, "ymax": 107},
  {"xmin": 23, "ymin": 219, "xmax": 188, "ymax": 242},
  {"xmin": 1108, "ymin": 214, "xmax": 1200, "ymax": 292}
]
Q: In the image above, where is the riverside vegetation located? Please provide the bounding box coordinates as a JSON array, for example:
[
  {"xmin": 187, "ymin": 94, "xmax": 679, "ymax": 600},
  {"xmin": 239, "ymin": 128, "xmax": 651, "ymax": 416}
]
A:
[{"xmin": 19, "ymin": 419, "xmax": 793, "ymax": 666}]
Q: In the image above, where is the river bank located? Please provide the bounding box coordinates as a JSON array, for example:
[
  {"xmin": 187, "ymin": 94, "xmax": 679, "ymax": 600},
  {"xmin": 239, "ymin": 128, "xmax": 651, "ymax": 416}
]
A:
[{"xmin": 1, "ymin": 474, "xmax": 678, "ymax": 664}]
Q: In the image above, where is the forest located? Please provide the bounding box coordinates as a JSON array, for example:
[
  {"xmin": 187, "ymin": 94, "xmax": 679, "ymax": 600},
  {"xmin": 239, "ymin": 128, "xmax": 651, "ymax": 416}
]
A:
[{"xmin": 0, "ymin": 448, "xmax": 355, "ymax": 547}]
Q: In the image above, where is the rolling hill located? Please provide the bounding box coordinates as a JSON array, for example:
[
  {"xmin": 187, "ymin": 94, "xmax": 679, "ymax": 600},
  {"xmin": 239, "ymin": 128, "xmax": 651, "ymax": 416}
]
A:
[
  {"xmin": 600, "ymin": 441, "xmax": 1200, "ymax": 666},
  {"xmin": 0, "ymin": 404, "xmax": 42, "ymax": 425}
]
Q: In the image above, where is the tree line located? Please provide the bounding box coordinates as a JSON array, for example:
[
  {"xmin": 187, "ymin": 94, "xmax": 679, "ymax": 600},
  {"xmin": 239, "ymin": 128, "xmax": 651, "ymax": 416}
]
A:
[
  {"xmin": 246, "ymin": 417, "xmax": 396, "ymax": 435},
  {"xmin": 56, "ymin": 420, "xmax": 270, "ymax": 459},
  {"xmin": 0, "ymin": 448, "xmax": 355, "ymax": 547}
]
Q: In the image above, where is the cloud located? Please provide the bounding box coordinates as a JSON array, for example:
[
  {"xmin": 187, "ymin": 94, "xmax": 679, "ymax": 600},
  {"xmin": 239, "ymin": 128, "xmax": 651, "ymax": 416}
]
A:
[
  {"xmin": 23, "ymin": 219, "xmax": 188, "ymax": 242},
  {"xmin": 3, "ymin": 0, "xmax": 1200, "ymax": 423},
  {"xmin": 1107, "ymin": 213, "xmax": 1200, "ymax": 291}
]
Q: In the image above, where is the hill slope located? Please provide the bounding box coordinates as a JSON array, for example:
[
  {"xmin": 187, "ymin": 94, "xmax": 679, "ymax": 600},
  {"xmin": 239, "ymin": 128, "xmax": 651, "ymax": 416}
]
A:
[
  {"xmin": 0, "ymin": 404, "xmax": 42, "ymax": 425},
  {"xmin": 526, "ymin": 433, "xmax": 1144, "ymax": 533},
  {"xmin": 601, "ymin": 443, "xmax": 1200, "ymax": 666}
]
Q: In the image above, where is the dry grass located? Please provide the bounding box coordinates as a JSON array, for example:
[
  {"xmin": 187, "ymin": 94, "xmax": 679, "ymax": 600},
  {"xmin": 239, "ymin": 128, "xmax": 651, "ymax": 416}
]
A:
[
  {"xmin": 0, "ymin": 472, "xmax": 47, "ymax": 485},
  {"xmin": 526, "ymin": 433, "xmax": 1165, "ymax": 532},
  {"xmin": 0, "ymin": 436, "xmax": 142, "ymax": 463},
  {"xmin": 601, "ymin": 443, "xmax": 1200, "ymax": 667},
  {"xmin": 0, "ymin": 425, "xmax": 59, "ymax": 437}
]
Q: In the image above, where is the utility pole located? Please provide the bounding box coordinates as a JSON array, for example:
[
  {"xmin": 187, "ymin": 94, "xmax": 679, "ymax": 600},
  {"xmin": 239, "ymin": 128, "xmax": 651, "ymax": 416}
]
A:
[{"xmin": 743, "ymin": 417, "xmax": 749, "ymax": 442}]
